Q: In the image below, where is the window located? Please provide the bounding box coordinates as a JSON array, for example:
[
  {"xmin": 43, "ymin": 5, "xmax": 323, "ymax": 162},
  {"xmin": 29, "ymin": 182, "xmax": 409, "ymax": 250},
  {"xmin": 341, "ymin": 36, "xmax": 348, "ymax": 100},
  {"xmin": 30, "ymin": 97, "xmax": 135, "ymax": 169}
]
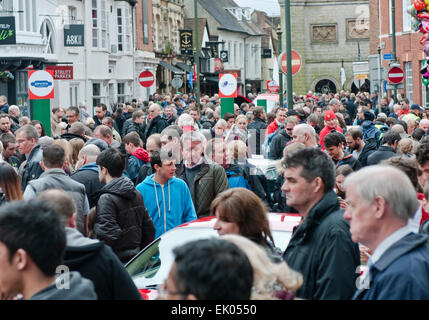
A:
[
  {"xmin": 405, "ymin": 62, "xmax": 413, "ymax": 103},
  {"xmin": 101, "ymin": 0, "xmax": 107, "ymax": 49},
  {"xmin": 92, "ymin": 0, "xmax": 107, "ymax": 49},
  {"xmin": 117, "ymin": 8, "xmax": 123, "ymax": 51},
  {"xmin": 16, "ymin": 71, "xmax": 29, "ymax": 116},
  {"xmin": 40, "ymin": 20, "xmax": 54, "ymax": 54},
  {"xmin": 234, "ymin": 42, "xmax": 238, "ymax": 66},
  {"xmin": 92, "ymin": 82, "xmax": 102, "ymax": 107},
  {"xmin": 9, "ymin": 0, "xmax": 36, "ymax": 33},
  {"xmin": 389, "ymin": 0, "xmax": 392, "ymax": 35},
  {"xmin": 69, "ymin": 6, "xmax": 77, "ymax": 24},
  {"xmin": 125, "ymin": 7, "xmax": 131, "ymax": 52},
  {"xmin": 142, "ymin": 0, "xmax": 149, "ymax": 44},
  {"xmin": 0, "ymin": 0, "xmax": 13, "ymax": 16},
  {"xmin": 70, "ymin": 85, "xmax": 79, "ymax": 107},
  {"xmin": 402, "ymin": 0, "xmax": 411, "ymax": 32},
  {"xmin": 92, "ymin": 0, "xmax": 98, "ymax": 47},
  {"xmin": 117, "ymin": 82, "xmax": 126, "ymax": 103}
]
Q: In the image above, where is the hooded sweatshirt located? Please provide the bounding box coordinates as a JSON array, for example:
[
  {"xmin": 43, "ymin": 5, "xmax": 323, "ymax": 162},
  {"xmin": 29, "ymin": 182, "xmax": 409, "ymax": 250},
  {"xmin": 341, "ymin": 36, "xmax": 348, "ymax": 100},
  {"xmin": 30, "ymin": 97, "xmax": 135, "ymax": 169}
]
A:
[
  {"xmin": 29, "ymin": 271, "xmax": 97, "ymax": 300},
  {"xmin": 127, "ymin": 148, "xmax": 150, "ymax": 183},
  {"xmin": 94, "ymin": 175, "xmax": 155, "ymax": 262},
  {"xmin": 63, "ymin": 228, "xmax": 142, "ymax": 300},
  {"xmin": 136, "ymin": 174, "xmax": 197, "ymax": 238}
]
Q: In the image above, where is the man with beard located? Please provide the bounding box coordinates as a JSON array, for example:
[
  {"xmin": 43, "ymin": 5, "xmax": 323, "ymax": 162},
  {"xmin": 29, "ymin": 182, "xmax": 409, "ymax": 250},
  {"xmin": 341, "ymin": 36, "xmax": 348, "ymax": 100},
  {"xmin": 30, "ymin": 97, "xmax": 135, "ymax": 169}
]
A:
[{"xmin": 344, "ymin": 128, "xmax": 377, "ymax": 168}]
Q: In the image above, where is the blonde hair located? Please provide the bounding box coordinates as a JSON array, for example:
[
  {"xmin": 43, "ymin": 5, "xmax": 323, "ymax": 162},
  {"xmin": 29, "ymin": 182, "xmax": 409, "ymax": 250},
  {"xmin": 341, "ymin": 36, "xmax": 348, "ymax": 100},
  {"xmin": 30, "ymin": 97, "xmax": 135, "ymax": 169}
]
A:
[
  {"xmin": 53, "ymin": 139, "xmax": 74, "ymax": 171},
  {"xmin": 398, "ymin": 138, "xmax": 414, "ymax": 155},
  {"xmin": 54, "ymin": 122, "xmax": 67, "ymax": 138},
  {"xmin": 221, "ymin": 234, "xmax": 303, "ymax": 300},
  {"xmin": 235, "ymin": 114, "xmax": 247, "ymax": 124},
  {"xmin": 227, "ymin": 140, "xmax": 248, "ymax": 162}
]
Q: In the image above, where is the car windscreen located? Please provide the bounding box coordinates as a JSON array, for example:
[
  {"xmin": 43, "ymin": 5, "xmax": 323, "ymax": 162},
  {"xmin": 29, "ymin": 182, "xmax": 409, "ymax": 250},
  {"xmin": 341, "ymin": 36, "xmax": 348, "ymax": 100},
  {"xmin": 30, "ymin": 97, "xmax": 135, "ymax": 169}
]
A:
[{"xmin": 126, "ymin": 228, "xmax": 291, "ymax": 290}]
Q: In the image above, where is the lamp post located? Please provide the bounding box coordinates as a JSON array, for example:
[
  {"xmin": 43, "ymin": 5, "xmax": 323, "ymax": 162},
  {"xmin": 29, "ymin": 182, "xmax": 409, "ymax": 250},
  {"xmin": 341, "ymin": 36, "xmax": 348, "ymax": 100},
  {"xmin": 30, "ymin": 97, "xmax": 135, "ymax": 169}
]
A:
[
  {"xmin": 277, "ymin": 26, "xmax": 283, "ymax": 108},
  {"xmin": 194, "ymin": 0, "xmax": 201, "ymax": 112},
  {"xmin": 391, "ymin": 0, "xmax": 398, "ymax": 103},
  {"xmin": 284, "ymin": 0, "xmax": 293, "ymax": 110}
]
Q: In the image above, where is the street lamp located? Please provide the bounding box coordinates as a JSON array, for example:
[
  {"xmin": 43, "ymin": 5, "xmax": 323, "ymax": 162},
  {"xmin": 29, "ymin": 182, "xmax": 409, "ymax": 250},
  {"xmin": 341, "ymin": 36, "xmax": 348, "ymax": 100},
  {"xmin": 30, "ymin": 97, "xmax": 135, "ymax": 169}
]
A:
[
  {"xmin": 284, "ymin": 0, "xmax": 293, "ymax": 110},
  {"xmin": 277, "ymin": 26, "xmax": 283, "ymax": 108},
  {"xmin": 194, "ymin": 0, "xmax": 201, "ymax": 112}
]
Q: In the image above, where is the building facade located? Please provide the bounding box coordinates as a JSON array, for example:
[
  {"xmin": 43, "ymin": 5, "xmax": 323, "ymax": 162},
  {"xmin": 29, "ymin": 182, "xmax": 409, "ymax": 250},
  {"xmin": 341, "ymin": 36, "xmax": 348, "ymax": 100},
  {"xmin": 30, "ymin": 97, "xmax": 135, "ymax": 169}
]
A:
[
  {"xmin": 370, "ymin": 0, "xmax": 424, "ymax": 106},
  {"xmin": 279, "ymin": 0, "xmax": 370, "ymax": 95},
  {"xmin": 0, "ymin": 0, "xmax": 159, "ymax": 119},
  {"xmin": 184, "ymin": 0, "xmax": 264, "ymax": 96},
  {"xmin": 152, "ymin": 0, "xmax": 186, "ymax": 94}
]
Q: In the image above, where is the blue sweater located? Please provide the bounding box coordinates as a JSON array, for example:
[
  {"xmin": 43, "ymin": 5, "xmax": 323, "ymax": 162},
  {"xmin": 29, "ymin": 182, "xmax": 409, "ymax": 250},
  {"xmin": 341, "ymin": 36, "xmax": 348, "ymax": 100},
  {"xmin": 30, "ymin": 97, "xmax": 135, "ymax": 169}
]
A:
[{"xmin": 136, "ymin": 175, "xmax": 197, "ymax": 238}]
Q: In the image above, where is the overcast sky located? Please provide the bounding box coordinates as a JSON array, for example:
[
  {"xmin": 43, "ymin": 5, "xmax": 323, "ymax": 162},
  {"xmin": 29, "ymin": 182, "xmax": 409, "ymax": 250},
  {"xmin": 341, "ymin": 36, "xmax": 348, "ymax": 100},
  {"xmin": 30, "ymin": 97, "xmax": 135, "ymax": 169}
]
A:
[{"xmin": 234, "ymin": 0, "xmax": 280, "ymax": 16}]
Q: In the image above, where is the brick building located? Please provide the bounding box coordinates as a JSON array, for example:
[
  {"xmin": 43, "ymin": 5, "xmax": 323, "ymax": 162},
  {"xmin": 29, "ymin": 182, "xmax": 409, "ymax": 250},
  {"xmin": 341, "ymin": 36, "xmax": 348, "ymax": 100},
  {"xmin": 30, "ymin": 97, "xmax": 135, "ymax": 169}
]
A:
[{"xmin": 370, "ymin": 0, "xmax": 426, "ymax": 106}]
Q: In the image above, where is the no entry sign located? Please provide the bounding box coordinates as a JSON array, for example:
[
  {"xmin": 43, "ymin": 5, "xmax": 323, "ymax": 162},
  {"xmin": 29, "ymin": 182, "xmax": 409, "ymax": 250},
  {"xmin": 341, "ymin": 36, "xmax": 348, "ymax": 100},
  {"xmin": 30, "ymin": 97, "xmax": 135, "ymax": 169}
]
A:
[
  {"xmin": 387, "ymin": 66, "xmax": 404, "ymax": 84},
  {"xmin": 279, "ymin": 50, "xmax": 302, "ymax": 75},
  {"xmin": 139, "ymin": 70, "xmax": 155, "ymax": 87}
]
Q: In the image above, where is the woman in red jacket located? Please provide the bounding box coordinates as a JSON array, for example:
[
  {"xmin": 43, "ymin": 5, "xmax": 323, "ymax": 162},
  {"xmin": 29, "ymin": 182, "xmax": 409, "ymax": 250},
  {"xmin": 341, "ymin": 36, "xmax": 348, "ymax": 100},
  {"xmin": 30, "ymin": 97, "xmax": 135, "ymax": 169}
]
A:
[{"xmin": 319, "ymin": 110, "xmax": 343, "ymax": 150}]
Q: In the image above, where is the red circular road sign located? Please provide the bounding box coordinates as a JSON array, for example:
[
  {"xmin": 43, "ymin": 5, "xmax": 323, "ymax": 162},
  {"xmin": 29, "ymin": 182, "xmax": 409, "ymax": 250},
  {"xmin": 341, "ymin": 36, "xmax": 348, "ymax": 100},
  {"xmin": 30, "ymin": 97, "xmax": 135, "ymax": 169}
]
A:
[
  {"xmin": 279, "ymin": 50, "xmax": 302, "ymax": 75},
  {"xmin": 387, "ymin": 66, "xmax": 404, "ymax": 84},
  {"xmin": 139, "ymin": 70, "xmax": 155, "ymax": 87},
  {"xmin": 267, "ymin": 80, "xmax": 279, "ymax": 93}
]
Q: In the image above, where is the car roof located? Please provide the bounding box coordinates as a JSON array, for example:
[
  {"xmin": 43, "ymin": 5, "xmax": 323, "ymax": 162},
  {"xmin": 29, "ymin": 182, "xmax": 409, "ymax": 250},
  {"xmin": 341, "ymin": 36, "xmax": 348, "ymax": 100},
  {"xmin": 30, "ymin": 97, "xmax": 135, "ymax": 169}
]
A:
[{"xmin": 176, "ymin": 212, "xmax": 301, "ymax": 232}]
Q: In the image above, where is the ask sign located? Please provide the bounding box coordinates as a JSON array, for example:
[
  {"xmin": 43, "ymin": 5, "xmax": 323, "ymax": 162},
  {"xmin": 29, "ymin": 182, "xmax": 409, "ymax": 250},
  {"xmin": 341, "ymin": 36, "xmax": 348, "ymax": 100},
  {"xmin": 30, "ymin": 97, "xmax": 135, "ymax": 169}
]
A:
[{"xmin": 64, "ymin": 25, "xmax": 84, "ymax": 47}]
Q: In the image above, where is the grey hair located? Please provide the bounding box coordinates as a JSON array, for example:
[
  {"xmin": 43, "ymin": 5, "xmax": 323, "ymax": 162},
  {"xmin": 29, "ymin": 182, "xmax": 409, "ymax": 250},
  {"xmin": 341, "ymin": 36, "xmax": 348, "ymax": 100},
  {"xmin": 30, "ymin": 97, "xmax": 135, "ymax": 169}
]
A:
[
  {"xmin": 293, "ymin": 123, "xmax": 316, "ymax": 138},
  {"xmin": 215, "ymin": 119, "xmax": 227, "ymax": 128},
  {"xmin": 343, "ymin": 165, "xmax": 419, "ymax": 221},
  {"xmin": 79, "ymin": 144, "xmax": 101, "ymax": 158},
  {"xmin": 16, "ymin": 124, "xmax": 39, "ymax": 142},
  {"xmin": 177, "ymin": 113, "xmax": 195, "ymax": 127},
  {"xmin": 180, "ymin": 130, "xmax": 207, "ymax": 146}
]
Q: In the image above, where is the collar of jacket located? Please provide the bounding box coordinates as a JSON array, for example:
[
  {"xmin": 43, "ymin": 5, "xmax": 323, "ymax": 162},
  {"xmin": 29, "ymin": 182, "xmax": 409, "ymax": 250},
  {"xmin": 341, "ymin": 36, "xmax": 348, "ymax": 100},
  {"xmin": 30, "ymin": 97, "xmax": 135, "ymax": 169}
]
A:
[
  {"xmin": 39, "ymin": 168, "xmax": 67, "ymax": 178},
  {"xmin": 372, "ymin": 233, "xmax": 428, "ymax": 273},
  {"xmin": 292, "ymin": 190, "xmax": 340, "ymax": 242},
  {"xmin": 27, "ymin": 144, "xmax": 41, "ymax": 161}
]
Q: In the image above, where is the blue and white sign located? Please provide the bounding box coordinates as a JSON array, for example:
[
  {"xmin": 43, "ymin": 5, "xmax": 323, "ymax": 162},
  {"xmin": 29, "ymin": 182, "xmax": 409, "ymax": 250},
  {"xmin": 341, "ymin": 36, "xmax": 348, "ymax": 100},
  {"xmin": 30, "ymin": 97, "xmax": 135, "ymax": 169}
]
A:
[
  {"xmin": 28, "ymin": 70, "xmax": 55, "ymax": 100},
  {"xmin": 383, "ymin": 53, "xmax": 393, "ymax": 61}
]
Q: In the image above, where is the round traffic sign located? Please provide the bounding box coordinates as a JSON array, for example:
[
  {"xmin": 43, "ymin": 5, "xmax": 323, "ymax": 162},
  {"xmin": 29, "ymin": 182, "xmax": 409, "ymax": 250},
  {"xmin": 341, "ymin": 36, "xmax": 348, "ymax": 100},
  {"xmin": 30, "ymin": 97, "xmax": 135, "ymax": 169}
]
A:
[
  {"xmin": 171, "ymin": 77, "xmax": 183, "ymax": 89},
  {"xmin": 279, "ymin": 50, "xmax": 302, "ymax": 75},
  {"xmin": 139, "ymin": 70, "xmax": 155, "ymax": 88},
  {"xmin": 387, "ymin": 66, "xmax": 404, "ymax": 84},
  {"xmin": 267, "ymin": 80, "xmax": 279, "ymax": 93},
  {"xmin": 28, "ymin": 70, "xmax": 54, "ymax": 99},
  {"xmin": 219, "ymin": 73, "xmax": 237, "ymax": 98}
]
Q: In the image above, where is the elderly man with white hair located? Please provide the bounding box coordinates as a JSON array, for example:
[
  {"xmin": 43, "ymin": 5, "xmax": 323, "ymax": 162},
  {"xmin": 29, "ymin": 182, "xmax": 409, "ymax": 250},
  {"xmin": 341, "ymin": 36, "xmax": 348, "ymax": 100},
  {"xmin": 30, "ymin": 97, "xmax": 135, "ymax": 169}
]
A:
[
  {"xmin": 291, "ymin": 123, "xmax": 319, "ymax": 148},
  {"xmin": 419, "ymin": 118, "xmax": 429, "ymax": 134},
  {"xmin": 176, "ymin": 131, "xmax": 229, "ymax": 217},
  {"xmin": 344, "ymin": 165, "xmax": 429, "ymax": 300}
]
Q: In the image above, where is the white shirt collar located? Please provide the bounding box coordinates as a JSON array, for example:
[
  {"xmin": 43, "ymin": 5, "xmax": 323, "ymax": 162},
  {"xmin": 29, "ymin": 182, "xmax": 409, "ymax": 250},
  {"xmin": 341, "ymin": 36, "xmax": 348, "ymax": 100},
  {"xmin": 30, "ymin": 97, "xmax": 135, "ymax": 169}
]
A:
[{"xmin": 370, "ymin": 224, "xmax": 412, "ymax": 265}]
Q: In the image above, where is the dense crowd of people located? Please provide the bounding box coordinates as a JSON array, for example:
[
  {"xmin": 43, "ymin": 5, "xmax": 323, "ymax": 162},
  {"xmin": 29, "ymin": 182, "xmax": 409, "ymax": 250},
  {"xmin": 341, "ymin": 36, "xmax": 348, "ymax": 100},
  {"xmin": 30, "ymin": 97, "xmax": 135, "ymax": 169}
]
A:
[{"xmin": 0, "ymin": 89, "xmax": 428, "ymax": 300}]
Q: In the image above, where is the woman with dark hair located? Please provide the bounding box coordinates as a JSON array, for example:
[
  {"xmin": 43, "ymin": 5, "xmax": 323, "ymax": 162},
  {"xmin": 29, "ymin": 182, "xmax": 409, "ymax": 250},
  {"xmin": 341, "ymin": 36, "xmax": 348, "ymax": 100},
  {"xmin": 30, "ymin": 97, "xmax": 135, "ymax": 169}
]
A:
[
  {"xmin": 211, "ymin": 187, "xmax": 282, "ymax": 262},
  {"xmin": 31, "ymin": 120, "xmax": 47, "ymax": 137},
  {"xmin": 0, "ymin": 162, "xmax": 23, "ymax": 205}
]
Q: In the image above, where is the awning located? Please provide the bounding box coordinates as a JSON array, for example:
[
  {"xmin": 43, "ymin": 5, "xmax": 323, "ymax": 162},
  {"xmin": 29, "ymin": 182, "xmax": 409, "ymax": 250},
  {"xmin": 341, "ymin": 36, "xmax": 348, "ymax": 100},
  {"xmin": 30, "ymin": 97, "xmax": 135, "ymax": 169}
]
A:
[
  {"xmin": 159, "ymin": 61, "xmax": 185, "ymax": 75},
  {"xmin": 205, "ymin": 76, "xmax": 219, "ymax": 83},
  {"xmin": 175, "ymin": 62, "xmax": 192, "ymax": 73}
]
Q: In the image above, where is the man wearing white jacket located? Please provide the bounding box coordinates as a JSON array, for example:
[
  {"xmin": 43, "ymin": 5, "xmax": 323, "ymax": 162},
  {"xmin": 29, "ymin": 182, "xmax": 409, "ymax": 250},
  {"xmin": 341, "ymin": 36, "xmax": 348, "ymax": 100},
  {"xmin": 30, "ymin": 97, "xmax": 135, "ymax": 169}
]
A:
[{"xmin": 136, "ymin": 149, "xmax": 197, "ymax": 238}]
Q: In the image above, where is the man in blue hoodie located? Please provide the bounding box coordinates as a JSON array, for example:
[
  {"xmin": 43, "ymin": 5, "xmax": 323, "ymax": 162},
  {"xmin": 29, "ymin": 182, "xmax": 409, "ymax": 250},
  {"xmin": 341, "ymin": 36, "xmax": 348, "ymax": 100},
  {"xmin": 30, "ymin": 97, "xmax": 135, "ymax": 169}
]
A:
[{"xmin": 136, "ymin": 149, "xmax": 197, "ymax": 238}]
